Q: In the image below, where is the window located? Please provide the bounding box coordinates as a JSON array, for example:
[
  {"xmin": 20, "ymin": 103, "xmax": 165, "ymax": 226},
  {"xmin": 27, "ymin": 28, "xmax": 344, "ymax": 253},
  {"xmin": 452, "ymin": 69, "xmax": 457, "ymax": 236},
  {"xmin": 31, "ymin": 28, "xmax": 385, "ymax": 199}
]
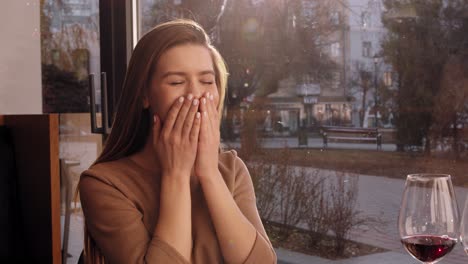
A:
[
  {"xmin": 63, "ymin": 0, "xmax": 85, "ymax": 3},
  {"xmin": 137, "ymin": 1, "xmax": 468, "ymax": 263},
  {"xmin": 361, "ymin": 11, "xmax": 370, "ymax": 28},
  {"xmin": 330, "ymin": 11, "xmax": 340, "ymax": 25},
  {"xmin": 40, "ymin": 0, "xmax": 103, "ymax": 263},
  {"xmin": 331, "ymin": 71, "xmax": 341, "ymax": 89},
  {"xmin": 384, "ymin": 71, "xmax": 393, "ymax": 86},
  {"xmin": 363, "ymin": 41, "xmax": 372, "ymax": 57},
  {"xmin": 331, "ymin": 42, "xmax": 340, "ymax": 57}
]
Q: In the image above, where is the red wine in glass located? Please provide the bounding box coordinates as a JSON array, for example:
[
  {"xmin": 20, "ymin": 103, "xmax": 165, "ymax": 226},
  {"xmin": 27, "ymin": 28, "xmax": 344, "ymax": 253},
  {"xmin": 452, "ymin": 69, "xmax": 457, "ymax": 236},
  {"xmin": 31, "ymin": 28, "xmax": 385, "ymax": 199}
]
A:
[
  {"xmin": 398, "ymin": 174, "xmax": 460, "ymax": 263},
  {"xmin": 401, "ymin": 235, "xmax": 457, "ymax": 262}
]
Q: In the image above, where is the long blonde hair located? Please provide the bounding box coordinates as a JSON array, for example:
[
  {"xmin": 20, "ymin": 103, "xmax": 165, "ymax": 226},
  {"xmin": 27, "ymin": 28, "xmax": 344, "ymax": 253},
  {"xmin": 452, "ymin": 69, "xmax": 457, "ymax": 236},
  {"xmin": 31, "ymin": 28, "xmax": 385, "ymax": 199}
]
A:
[{"xmin": 82, "ymin": 19, "xmax": 228, "ymax": 263}]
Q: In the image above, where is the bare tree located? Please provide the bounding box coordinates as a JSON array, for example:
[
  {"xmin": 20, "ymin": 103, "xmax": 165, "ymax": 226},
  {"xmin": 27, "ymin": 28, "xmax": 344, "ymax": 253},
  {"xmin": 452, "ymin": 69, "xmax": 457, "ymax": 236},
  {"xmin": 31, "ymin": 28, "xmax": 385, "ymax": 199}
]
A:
[
  {"xmin": 348, "ymin": 61, "xmax": 373, "ymax": 127},
  {"xmin": 382, "ymin": 0, "xmax": 468, "ymax": 152},
  {"xmin": 431, "ymin": 54, "xmax": 468, "ymax": 159},
  {"xmin": 142, "ymin": 0, "xmax": 227, "ymax": 35},
  {"xmin": 327, "ymin": 173, "xmax": 367, "ymax": 256},
  {"xmin": 303, "ymin": 170, "xmax": 329, "ymax": 247},
  {"xmin": 247, "ymin": 159, "xmax": 279, "ymax": 222},
  {"xmin": 275, "ymin": 150, "xmax": 310, "ymax": 241},
  {"xmin": 248, "ymin": 152, "xmax": 382, "ymax": 255}
]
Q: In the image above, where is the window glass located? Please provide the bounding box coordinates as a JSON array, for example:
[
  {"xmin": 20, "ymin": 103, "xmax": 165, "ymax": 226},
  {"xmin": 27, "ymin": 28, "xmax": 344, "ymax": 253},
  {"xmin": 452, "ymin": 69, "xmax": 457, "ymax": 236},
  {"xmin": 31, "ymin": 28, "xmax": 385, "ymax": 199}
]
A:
[
  {"xmin": 41, "ymin": 1, "xmax": 102, "ymax": 263},
  {"xmin": 41, "ymin": 0, "xmax": 100, "ymax": 113},
  {"xmin": 331, "ymin": 42, "xmax": 341, "ymax": 57},
  {"xmin": 139, "ymin": 0, "xmax": 468, "ymax": 263},
  {"xmin": 363, "ymin": 41, "xmax": 372, "ymax": 57},
  {"xmin": 383, "ymin": 71, "xmax": 392, "ymax": 86},
  {"xmin": 330, "ymin": 11, "xmax": 340, "ymax": 25}
]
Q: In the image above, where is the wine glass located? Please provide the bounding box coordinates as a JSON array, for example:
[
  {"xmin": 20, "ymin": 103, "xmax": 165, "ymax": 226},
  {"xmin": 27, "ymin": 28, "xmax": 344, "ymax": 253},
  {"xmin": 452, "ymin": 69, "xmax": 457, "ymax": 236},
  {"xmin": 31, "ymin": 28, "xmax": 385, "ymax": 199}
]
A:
[
  {"xmin": 461, "ymin": 194, "xmax": 468, "ymax": 255},
  {"xmin": 398, "ymin": 174, "xmax": 460, "ymax": 263}
]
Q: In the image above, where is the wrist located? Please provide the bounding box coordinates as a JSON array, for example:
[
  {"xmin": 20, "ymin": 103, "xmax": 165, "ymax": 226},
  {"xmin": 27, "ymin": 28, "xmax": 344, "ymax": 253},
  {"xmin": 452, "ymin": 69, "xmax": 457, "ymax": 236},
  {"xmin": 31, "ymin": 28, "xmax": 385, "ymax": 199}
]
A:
[
  {"xmin": 161, "ymin": 173, "xmax": 191, "ymax": 189},
  {"xmin": 197, "ymin": 169, "xmax": 221, "ymax": 184}
]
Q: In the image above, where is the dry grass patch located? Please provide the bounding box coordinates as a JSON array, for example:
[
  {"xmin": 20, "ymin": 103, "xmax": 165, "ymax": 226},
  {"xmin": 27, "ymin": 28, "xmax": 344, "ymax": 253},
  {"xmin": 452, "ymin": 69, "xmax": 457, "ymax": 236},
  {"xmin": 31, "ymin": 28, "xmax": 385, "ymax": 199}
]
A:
[{"xmin": 247, "ymin": 148, "xmax": 468, "ymax": 186}]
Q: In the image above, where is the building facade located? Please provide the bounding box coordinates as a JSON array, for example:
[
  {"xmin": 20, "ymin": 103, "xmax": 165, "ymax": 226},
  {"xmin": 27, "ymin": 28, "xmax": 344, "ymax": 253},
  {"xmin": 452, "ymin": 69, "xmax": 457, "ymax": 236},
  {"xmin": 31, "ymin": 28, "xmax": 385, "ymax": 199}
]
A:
[
  {"xmin": 262, "ymin": 0, "xmax": 352, "ymax": 135},
  {"xmin": 347, "ymin": 0, "xmax": 395, "ymax": 127}
]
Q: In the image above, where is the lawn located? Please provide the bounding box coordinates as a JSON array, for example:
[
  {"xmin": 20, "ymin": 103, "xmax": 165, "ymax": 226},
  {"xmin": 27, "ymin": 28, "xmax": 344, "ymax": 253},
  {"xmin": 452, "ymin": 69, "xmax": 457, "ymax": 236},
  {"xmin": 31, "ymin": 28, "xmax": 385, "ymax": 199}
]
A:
[{"xmin": 243, "ymin": 148, "xmax": 468, "ymax": 187}]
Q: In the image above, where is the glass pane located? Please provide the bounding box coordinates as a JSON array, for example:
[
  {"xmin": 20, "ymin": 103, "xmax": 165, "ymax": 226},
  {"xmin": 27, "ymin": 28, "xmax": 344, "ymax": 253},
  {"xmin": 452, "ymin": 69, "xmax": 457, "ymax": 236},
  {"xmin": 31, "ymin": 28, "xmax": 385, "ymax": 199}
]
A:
[
  {"xmin": 41, "ymin": 0, "xmax": 100, "ymax": 113},
  {"xmin": 58, "ymin": 113, "xmax": 102, "ymax": 263},
  {"xmin": 138, "ymin": 0, "xmax": 468, "ymax": 263},
  {"xmin": 41, "ymin": 1, "xmax": 101, "ymax": 263}
]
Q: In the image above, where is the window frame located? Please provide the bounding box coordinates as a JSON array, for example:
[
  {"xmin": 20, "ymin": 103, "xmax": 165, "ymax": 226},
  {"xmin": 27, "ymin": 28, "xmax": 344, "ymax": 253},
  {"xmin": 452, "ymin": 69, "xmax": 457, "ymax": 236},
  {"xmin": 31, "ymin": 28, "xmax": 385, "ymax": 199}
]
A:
[{"xmin": 99, "ymin": 0, "xmax": 134, "ymax": 129}]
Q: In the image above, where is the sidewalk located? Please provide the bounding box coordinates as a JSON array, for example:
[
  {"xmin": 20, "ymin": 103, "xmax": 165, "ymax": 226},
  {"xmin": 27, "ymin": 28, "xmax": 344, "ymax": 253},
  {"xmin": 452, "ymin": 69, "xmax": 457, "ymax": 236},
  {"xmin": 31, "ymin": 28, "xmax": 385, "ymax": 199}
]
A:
[{"xmin": 276, "ymin": 247, "xmax": 418, "ymax": 264}]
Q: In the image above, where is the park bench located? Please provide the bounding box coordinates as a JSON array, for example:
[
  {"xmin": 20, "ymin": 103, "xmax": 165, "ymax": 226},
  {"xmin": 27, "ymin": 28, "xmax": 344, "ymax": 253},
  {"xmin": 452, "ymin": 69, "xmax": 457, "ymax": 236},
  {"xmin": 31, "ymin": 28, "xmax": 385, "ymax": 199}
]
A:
[{"xmin": 320, "ymin": 126, "xmax": 382, "ymax": 150}]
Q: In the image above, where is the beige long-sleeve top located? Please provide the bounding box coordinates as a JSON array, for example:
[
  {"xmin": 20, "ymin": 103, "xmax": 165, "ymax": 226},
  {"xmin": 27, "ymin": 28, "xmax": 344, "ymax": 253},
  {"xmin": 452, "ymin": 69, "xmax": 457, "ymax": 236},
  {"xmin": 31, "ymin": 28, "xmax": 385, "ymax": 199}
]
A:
[{"xmin": 79, "ymin": 150, "xmax": 277, "ymax": 264}]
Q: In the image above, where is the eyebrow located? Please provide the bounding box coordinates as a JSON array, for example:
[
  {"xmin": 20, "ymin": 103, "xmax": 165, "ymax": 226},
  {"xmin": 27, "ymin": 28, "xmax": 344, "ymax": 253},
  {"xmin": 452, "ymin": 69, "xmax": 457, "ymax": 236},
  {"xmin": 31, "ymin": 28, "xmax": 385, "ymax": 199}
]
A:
[{"xmin": 161, "ymin": 70, "xmax": 215, "ymax": 79}]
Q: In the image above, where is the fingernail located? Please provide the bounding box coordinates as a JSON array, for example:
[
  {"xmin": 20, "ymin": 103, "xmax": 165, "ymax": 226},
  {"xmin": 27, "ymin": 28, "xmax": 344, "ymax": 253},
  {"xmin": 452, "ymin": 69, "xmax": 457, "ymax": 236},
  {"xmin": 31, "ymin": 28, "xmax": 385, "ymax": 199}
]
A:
[
  {"xmin": 153, "ymin": 115, "xmax": 158, "ymax": 123},
  {"xmin": 187, "ymin": 94, "xmax": 193, "ymax": 100},
  {"xmin": 193, "ymin": 99, "xmax": 199, "ymax": 106},
  {"xmin": 204, "ymin": 111, "xmax": 207, "ymax": 117},
  {"xmin": 202, "ymin": 98, "xmax": 206, "ymax": 105},
  {"xmin": 196, "ymin": 112, "xmax": 201, "ymax": 119},
  {"xmin": 210, "ymin": 94, "xmax": 214, "ymax": 101},
  {"xmin": 206, "ymin": 92, "xmax": 210, "ymax": 98},
  {"xmin": 179, "ymin": 97, "xmax": 184, "ymax": 103}
]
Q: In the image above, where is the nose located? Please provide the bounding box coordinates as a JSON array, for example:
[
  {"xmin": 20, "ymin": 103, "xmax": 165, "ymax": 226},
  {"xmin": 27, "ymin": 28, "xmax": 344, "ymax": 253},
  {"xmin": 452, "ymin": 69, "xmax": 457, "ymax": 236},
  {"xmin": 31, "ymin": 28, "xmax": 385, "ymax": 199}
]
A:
[{"xmin": 188, "ymin": 80, "xmax": 204, "ymax": 98}]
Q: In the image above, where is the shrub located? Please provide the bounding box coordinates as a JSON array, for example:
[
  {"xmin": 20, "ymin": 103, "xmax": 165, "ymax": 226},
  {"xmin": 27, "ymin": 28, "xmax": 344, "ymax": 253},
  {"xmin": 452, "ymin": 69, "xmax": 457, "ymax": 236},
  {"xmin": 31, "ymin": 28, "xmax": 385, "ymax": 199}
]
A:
[
  {"xmin": 248, "ymin": 160, "xmax": 279, "ymax": 221},
  {"xmin": 303, "ymin": 171, "xmax": 329, "ymax": 247},
  {"xmin": 327, "ymin": 173, "xmax": 367, "ymax": 256}
]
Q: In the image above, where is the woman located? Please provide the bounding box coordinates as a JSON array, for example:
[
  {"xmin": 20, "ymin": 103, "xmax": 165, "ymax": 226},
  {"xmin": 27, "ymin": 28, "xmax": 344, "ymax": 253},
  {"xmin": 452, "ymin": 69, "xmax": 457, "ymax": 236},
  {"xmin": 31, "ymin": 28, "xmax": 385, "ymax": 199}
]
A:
[{"xmin": 79, "ymin": 19, "xmax": 277, "ymax": 264}]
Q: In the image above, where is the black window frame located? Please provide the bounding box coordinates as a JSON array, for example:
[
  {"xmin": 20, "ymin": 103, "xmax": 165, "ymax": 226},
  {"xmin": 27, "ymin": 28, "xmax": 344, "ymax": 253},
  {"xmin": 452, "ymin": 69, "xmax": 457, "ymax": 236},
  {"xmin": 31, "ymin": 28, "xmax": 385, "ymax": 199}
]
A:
[{"xmin": 99, "ymin": 0, "xmax": 133, "ymax": 130}]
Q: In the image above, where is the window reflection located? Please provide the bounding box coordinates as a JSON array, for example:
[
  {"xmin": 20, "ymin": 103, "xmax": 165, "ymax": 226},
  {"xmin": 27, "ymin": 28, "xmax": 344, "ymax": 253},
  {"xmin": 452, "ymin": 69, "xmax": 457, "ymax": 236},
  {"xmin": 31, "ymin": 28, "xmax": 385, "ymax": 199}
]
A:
[
  {"xmin": 41, "ymin": 0, "xmax": 100, "ymax": 113},
  {"xmin": 137, "ymin": 0, "xmax": 468, "ymax": 262},
  {"xmin": 41, "ymin": 1, "xmax": 102, "ymax": 263}
]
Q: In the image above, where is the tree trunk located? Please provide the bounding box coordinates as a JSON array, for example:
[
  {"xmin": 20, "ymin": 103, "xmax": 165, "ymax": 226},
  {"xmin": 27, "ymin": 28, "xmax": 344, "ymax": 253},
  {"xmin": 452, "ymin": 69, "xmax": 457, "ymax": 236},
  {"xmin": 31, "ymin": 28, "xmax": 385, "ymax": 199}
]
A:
[
  {"xmin": 452, "ymin": 114, "xmax": 460, "ymax": 160},
  {"xmin": 360, "ymin": 88, "xmax": 367, "ymax": 127},
  {"xmin": 424, "ymin": 136, "xmax": 431, "ymax": 156},
  {"xmin": 240, "ymin": 108, "xmax": 259, "ymax": 160}
]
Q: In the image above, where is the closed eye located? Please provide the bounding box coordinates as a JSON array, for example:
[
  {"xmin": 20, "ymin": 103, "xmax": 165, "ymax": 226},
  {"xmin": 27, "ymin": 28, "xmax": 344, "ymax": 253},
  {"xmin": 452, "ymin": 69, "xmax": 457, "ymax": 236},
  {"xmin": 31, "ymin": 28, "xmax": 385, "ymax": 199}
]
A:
[
  {"xmin": 169, "ymin": 81, "xmax": 185, "ymax": 86},
  {"xmin": 201, "ymin": 81, "xmax": 214, "ymax": 85}
]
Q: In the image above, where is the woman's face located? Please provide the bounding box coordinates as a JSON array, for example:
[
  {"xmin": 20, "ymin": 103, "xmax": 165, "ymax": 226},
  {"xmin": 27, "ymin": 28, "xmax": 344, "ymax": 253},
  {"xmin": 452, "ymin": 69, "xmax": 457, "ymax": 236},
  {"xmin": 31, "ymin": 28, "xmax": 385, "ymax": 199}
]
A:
[{"xmin": 145, "ymin": 44, "xmax": 220, "ymax": 122}]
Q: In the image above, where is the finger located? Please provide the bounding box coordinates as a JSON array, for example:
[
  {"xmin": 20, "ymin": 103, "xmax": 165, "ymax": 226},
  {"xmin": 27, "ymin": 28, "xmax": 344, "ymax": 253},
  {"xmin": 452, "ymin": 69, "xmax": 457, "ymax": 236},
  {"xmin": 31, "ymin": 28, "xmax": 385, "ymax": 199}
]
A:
[
  {"xmin": 199, "ymin": 94, "xmax": 208, "ymax": 115},
  {"xmin": 202, "ymin": 92, "xmax": 216, "ymax": 134},
  {"xmin": 172, "ymin": 94, "xmax": 193, "ymax": 135},
  {"xmin": 198, "ymin": 100, "xmax": 209, "ymax": 143},
  {"xmin": 207, "ymin": 92, "xmax": 219, "ymax": 131},
  {"xmin": 152, "ymin": 114, "xmax": 162, "ymax": 145},
  {"xmin": 161, "ymin": 96, "xmax": 184, "ymax": 134},
  {"xmin": 208, "ymin": 94, "xmax": 221, "ymax": 144},
  {"xmin": 182, "ymin": 97, "xmax": 199, "ymax": 138},
  {"xmin": 190, "ymin": 112, "xmax": 201, "ymax": 143}
]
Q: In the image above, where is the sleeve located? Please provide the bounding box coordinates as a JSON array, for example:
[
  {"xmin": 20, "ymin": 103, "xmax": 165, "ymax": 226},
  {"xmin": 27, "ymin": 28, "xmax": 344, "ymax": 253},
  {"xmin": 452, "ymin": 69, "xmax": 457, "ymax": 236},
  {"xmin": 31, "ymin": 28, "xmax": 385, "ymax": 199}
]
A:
[
  {"xmin": 79, "ymin": 173, "xmax": 189, "ymax": 264},
  {"xmin": 231, "ymin": 155, "xmax": 277, "ymax": 264}
]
